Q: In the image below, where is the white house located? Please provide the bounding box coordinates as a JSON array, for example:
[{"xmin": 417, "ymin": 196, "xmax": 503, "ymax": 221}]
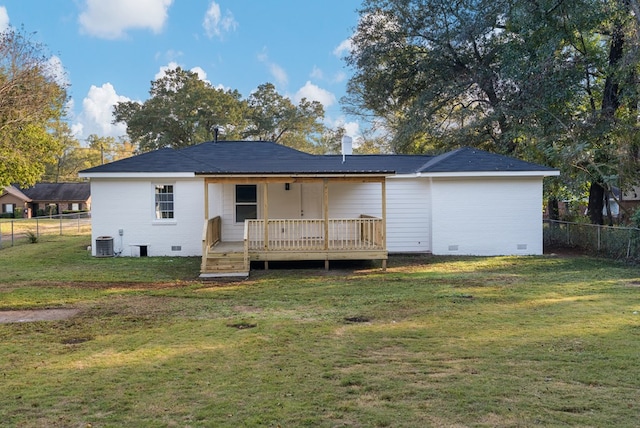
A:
[{"xmin": 79, "ymin": 141, "xmax": 559, "ymax": 276}]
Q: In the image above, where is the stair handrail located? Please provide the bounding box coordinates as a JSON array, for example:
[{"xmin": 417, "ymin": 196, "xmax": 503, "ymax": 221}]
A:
[{"xmin": 243, "ymin": 220, "xmax": 250, "ymax": 272}]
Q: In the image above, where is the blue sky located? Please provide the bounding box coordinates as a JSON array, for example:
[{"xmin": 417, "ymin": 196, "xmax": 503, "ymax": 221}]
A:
[{"xmin": 0, "ymin": 1, "xmax": 363, "ymax": 142}]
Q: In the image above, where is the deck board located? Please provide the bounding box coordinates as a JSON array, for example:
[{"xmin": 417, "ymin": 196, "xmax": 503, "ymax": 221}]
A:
[{"xmin": 210, "ymin": 241, "xmax": 244, "ymax": 253}]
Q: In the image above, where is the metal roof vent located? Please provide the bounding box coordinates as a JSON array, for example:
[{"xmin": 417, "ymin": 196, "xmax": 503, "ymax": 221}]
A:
[{"xmin": 341, "ymin": 135, "xmax": 353, "ymax": 163}]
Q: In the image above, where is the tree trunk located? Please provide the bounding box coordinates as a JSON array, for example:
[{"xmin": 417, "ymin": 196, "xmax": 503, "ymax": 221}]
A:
[
  {"xmin": 604, "ymin": 190, "xmax": 614, "ymax": 226},
  {"xmin": 547, "ymin": 197, "xmax": 559, "ymax": 221},
  {"xmin": 587, "ymin": 182, "xmax": 605, "ymax": 225},
  {"xmin": 601, "ymin": 26, "xmax": 624, "ymax": 117},
  {"xmin": 587, "ymin": 20, "xmax": 624, "ymax": 224}
]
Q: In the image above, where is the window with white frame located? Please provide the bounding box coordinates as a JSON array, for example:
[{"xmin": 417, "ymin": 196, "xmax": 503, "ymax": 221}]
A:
[
  {"xmin": 235, "ymin": 185, "xmax": 257, "ymax": 223},
  {"xmin": 154, "ymin": 184, "xmax": 174, "ymax": 219}
]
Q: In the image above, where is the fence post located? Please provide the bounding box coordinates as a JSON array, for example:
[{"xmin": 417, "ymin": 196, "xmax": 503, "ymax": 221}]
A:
[
  {"xmin": 36, "ymin": 217, "xmax": 39, "ymax": 238},
  {"xmin": 11, "ymin": 220, "xmax": 14, "ymax": 247},
  {"xmin": 59, "ymin": 214, "xmax": 63, "ymax": 235}
]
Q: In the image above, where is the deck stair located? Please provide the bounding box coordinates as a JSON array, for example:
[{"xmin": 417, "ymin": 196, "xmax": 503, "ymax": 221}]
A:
[
  {"xmin": 201, "ymin": 241, "xmax": 248, "ymax": 277},
  {"xmin": 200, "ymin": 217, "xmax": 248, "ymax": 278}
]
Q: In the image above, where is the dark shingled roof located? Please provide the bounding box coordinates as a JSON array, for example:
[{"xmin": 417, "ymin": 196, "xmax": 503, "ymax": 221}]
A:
[
  {"xmin": 417, "ymin": 147, "xmax": 555, "ymax": 173},
  {"xmin": 80, "ymin": 141, "xmax": 556, "ymax": 175},
  {"xmin": 21, "ymin": 182, "xmax": 91, "ymax": 202}
]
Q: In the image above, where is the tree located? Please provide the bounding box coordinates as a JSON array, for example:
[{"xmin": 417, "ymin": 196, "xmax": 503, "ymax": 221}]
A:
[
  {"xmin": 86, "ymin": 134, "xmax": 119, "ymax": 165},
  {"xmin": 43, "ymin": 121, "xmax": 86, "ymax": 182},
  {"xmin": 244, "ymin": 83, "xmax": 326, "ymax": 150},
  {"xmin": 354, "ymin": 129, "xmax": 390, "ymax": 154},
  {"xmin": 43, "ymin": 132, "xmax": 137, "ymax": 182},
  {"xmin": 113, "ymin": 67, "xmax": 246, "ymax": 151},
  {"xmin": 345, "ymin": 0, "xmax": 640, "ymax": 224},
  {"xmin": 344, "ymin": 0, "xmax": 520, "ymax": 154},
  {"xmin": 583, "ymin": 1, "xmax": 638, "ymax": 225},
  {"xmin": 310, "ymin": 127, "xmax": 346, "ymax": 154},
  {"xmin": 0, "ymin": 27, "xmax": 68, "ymax": 187}
]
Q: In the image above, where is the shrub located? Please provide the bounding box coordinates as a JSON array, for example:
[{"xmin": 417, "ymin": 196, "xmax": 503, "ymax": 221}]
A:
[
  {"xmin": 631, "ymin": 208, "xmax": 640, "ymax": 228},
  {"xmin": 25, "ymin": 230, "xmax": 38, "ymax": 244}
]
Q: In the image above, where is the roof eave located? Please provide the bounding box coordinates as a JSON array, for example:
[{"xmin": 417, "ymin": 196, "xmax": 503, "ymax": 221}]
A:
[
  {"xmin": 79, "ymin": 172, "xmax": 197, "ymax": 179},
  {"xmin": 194, "ymin": 171, "xmax": 394, "ymax": 177},
  {"xmin": 421, "ymin": 170, "xmax": 560, "ymax": 178}
]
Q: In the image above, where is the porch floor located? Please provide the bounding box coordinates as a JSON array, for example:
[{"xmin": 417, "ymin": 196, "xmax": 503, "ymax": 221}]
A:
[{"xmin": 201, "ymin": 240, "xmax": 387, "ymax": 277}]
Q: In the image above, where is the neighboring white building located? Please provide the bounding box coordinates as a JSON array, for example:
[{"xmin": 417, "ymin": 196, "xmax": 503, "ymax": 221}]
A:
[{"xmin": 80, "ymin": 141, "xmax": 558, "ymax": 275}]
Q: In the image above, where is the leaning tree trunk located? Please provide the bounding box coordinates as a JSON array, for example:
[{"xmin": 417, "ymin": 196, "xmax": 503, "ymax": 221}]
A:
[
  {"xmin": 587, "ymin": 182, "xmax": 605, "ymax": 225},
  {"xmin": 547, "ymin": 197, "xmax": 560, "ymax": 221},
  {"xmin": 587, "ymin": 20, "xmax": 624, "ymax": 224}
]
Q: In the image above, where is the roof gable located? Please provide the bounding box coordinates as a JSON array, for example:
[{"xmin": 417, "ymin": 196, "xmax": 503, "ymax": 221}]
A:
[{"xmin": 2, "ymin": 185, "xmax": 32, "ymax": 202}]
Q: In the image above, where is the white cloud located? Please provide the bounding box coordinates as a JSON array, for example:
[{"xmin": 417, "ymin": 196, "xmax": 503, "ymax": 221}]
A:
[
  {"xmin": 333, "ymin": 38, "xmax": 353, "ymax": 57},
  {"xmin": 74, "ymin": 83, "xmax": 130, "ymax": 139},
  {"xmin": 332, "ymin": 70, "xmax": 347, "ymax": 84},
  {"xmin": 0, "ymin": 6, "xmax": 9, "ymax": 32},
  {"xmin": 257, "ymin": 50, "xmax": 288, "ymax": 87},
  {"xmin": 310, "ymin": 66, "xmax": 323, "ymax": 80},
  {"xmin": 326, "ymin": 116, "xmax": 361, "ymax": 142},
  {"xmin": 154, "ymin": 61, "xmax": 180, "ymax": 80},
  {"xmin": 190, "ymin": 66, "xmax": 208, "ymax": 82},
  {"xmin": 46, "ymin": 55, "xmax": 69, "ymax": 87},
  {"xmin": 155, "ymin": 49, "xmax": 183, "ymax": 62},
  {"xmin": 78, "ymin": 0, "xmax": 173, "ymax": 39},
  {"xmin": 155, "ymin": 62, "xmax": 211, "ymax": 85},
  {"xmin": 294, "ymin": 81, "xmax": 336, "ymax": 108},
  {"xmin": 203, "ymin": 1, "xmax": 238, "ymax": 39},
  {"xmin": 342, "ymin": 121, "xmax": 360, "ymax": 140}
]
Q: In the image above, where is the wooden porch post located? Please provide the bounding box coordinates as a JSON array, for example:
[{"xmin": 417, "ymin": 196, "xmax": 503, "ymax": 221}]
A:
[
  {"xmin": 263, "ymin": 183, "xmax": 269, "ymax": 270},
  {"xmin": 381, "ymin": 178, "xmax": 387, "ymax": 271},
  {"xmin": 323, "ymin": 178, "xmax": 329, "ymax": 270},
  {"xmin": 204, "ymin": 179, "xmax": 209, "ymax": 220}
]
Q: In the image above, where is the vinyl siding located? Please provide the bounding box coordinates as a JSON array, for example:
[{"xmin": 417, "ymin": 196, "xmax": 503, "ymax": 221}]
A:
[
  {"xmin": 386, "ymin": 178, "xmax": 431, "ymax": 253},
  {"xmin": 90, "ymin": 178, "xmax": 204, "ymax": 256},
  {"xmin": 430, "ymin": 177, "xmax": 543, "ymax": 255},
  {"xmin": 327, "ymin": 182, "xmax": 382, "ymax": 218}
]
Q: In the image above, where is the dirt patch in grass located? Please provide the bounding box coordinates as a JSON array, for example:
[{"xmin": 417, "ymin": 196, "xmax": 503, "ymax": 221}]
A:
[
  {"xmin": 0, "ymin": 308, "xmax": 80, "ymax": 323},
  {"xmin": 544, "ymin": 246, "xmax": 589, "ymax": 258}
]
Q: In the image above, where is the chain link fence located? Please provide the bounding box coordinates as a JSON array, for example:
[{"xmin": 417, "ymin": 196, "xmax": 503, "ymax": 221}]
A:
[
  {"xmin": 544, "ymin": 219, "xmax": 640, "ymax": 260},
  {"xmin": 0, "ymin": 212, "xmax": 91, "ymax": 249}
]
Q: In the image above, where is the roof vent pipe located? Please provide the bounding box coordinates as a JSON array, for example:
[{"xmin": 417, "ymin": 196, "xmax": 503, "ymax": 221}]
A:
[
  {"xmin": 341, "ymin": 135, "xmax": 353, "ymax": 163},
  {"xmin": 214, "ymin": 127, "xmax": 219, "ymax": 143}
]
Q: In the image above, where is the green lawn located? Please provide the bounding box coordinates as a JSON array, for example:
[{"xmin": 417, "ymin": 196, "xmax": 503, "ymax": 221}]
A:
[{"xmin": 1, "ymin": 235, "xmax": 639, "ymax": 427}]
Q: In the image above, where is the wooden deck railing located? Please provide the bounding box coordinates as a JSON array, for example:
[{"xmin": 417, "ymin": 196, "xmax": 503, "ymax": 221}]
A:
[
  {"xmin": 245, "ymin": 216, "xmax": 384, "ymax": 252},
  {"xmin": 202, "ymin": 216, "xmax": 221, "ymax": 258}
]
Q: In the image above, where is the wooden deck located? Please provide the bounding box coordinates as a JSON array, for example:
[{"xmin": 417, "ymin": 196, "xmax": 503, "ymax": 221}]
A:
[{"xmin": 200, "ymin": 216, "xmax": 387, "ymax": 277}]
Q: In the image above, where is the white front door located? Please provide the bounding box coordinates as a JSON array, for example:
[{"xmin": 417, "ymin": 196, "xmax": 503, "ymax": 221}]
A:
[{"xmin": 301, "ymin": 182, "xmax": 322, "ymax": 219}]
